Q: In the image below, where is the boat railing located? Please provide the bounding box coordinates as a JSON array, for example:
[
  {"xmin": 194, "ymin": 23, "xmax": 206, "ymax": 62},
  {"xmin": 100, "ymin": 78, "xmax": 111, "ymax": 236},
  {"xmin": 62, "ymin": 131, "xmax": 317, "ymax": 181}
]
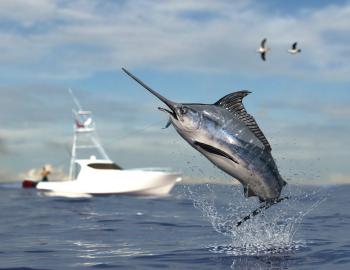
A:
[
  {"xmin": 75, "ymin": 127, "xmax": 96, "ymax": 133},
  {"xmin": 129, "ymin": 167, "xmax": 178, "ymax": 173}
]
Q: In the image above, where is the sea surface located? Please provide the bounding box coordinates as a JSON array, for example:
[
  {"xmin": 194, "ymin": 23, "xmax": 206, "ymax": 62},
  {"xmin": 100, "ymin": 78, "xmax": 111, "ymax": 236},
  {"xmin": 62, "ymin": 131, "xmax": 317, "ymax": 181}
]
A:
[{"xmin": 0, "ymin": 183, "xmax": 349, "ymax": 270}]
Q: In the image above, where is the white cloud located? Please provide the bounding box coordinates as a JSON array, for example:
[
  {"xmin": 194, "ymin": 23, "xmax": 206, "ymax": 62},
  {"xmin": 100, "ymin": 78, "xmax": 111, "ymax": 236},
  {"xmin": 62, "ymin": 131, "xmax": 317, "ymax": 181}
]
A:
[
  {"xmin": 0, "ymin": 137, "xmax": 10, "ymax": 154},
  {"xmin": 0, "ymin": 0, "xmax": 349, "ymax": 80},
  {"xmin": 0, "ymin": 1, "xmax": 349, "ymax": 184},
  {"xmin": 0, "ymin": 0, "xmax": 56, "ymax": 23}
]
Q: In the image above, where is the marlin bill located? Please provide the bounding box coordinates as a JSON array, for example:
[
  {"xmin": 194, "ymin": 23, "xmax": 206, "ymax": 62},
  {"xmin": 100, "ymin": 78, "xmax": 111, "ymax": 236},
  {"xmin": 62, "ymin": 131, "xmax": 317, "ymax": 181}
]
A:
[{"xmin": 122, "ymin": 68, "xmax": 287, "ymax": 203}]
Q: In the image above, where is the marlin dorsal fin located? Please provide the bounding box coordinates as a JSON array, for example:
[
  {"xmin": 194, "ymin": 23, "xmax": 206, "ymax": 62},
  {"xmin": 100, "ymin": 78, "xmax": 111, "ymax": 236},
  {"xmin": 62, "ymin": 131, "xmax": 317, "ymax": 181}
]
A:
[{"xmin": 214, "ymin": 91, "xmax": 272, "ymax": 151}]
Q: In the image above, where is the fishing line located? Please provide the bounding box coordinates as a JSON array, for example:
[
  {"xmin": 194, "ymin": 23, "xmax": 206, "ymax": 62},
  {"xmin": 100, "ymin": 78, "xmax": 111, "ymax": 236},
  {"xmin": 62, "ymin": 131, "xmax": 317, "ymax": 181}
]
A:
[{"xmin": 110, "ymin": 119, "xmax": 166, "ymax": 142}]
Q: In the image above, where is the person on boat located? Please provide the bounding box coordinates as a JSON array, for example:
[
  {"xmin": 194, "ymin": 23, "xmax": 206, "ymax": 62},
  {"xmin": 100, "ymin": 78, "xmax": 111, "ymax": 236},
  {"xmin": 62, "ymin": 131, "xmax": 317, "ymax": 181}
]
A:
[{"xmin": 41, "ymin": 166, "xmax": 50, "ymax": 182}]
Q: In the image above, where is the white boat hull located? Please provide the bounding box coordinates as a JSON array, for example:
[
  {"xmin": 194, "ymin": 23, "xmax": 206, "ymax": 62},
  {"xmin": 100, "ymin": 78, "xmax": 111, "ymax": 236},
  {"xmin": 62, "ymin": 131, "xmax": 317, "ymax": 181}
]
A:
[{"xmin": 36, "ymin": 169, "xmax": 181, "ymax": 196}]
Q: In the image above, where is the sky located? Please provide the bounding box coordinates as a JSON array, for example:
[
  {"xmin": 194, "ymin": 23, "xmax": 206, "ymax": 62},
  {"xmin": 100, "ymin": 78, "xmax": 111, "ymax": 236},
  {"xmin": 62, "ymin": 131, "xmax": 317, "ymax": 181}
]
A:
[{"xmin": 0, "ymin": 0, "xmax": 349, "ymax": 184}]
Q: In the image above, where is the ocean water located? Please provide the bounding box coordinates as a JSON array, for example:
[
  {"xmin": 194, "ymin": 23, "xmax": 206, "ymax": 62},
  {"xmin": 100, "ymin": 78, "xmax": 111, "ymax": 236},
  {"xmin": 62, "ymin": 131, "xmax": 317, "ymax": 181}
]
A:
[{"xmin": 0, "ymin": 183, "xmax": 349, "ymax": 270}]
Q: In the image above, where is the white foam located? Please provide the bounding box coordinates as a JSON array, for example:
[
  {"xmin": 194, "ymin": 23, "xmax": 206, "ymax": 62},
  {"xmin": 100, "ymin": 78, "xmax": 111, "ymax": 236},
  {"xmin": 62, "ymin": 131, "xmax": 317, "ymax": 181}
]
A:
[{"xmin": 185, "ymin": 184, "xmax": 326, "ymax": 256}]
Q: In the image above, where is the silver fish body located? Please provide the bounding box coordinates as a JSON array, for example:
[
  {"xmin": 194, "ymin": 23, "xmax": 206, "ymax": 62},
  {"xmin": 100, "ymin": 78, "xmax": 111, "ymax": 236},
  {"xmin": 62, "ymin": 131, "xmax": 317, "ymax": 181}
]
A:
[{"xmin": 171, "ymin": 104, "xmax": 285, "ymax": 201}]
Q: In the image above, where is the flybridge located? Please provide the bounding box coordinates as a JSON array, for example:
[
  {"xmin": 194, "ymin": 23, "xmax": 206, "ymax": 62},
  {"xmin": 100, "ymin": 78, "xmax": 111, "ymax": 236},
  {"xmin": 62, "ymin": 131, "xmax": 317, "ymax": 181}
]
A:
[{"xmin": 68, "ymin": 89, "xmax": 109, "ymax": 180}]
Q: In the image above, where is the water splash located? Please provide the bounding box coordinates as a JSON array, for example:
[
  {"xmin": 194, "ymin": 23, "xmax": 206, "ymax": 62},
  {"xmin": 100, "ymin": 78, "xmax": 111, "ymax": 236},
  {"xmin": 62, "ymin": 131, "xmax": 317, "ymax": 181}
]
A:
[{"xmin": 185, "ymin": 184, "xmax": 327, "ymax": 256}]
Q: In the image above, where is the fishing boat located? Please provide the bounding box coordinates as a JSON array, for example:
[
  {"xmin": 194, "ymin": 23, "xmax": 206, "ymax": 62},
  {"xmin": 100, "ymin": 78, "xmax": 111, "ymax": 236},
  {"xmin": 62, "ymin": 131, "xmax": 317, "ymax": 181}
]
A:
[{"xmin": 23, "ymin": 90, "xmax": 181, "ymax": 196}]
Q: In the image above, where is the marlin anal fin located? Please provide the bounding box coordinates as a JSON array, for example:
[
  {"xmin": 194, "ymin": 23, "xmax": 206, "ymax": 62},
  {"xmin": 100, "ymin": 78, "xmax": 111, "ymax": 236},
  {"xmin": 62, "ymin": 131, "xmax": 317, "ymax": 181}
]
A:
[
  {"xmin": 278, "ymin": 176, "xmax": 288, "ymax": 187},
  {"xmin": 194, "ymin": 141, "xmax": 239, "ymax": 164},
  {"xmin": 214, "ymin": 91, "xmax": 272, "ymax": 151},
  {"xmin": 243, "ymin": 185, "xmax": 257, "ymax": 198},
  {"xmin": 162, "ymin": 118, "xmax": 172, "ymax": 129}
]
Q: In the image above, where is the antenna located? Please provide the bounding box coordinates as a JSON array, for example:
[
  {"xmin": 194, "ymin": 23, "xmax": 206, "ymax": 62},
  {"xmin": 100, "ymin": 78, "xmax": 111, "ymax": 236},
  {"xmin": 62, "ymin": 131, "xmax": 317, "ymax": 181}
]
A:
[{"xmin": 68, "ymin": 88, "xmax": 83, "ymax": 111}]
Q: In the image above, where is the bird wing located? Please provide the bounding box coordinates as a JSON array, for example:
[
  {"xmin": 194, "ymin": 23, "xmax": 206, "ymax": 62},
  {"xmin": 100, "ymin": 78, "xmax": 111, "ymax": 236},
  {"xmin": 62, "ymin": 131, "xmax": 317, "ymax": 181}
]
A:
[
  {"xmin": 261, "ymin": 52, "xmax": 266, "ymax": 61},
  {"xmin": 292, "ymin": 42, "xmax": 297, "ymax": 50},
  {"xmin": 261, "ymin": 38, "xmax": 267, "ymax": 48}
]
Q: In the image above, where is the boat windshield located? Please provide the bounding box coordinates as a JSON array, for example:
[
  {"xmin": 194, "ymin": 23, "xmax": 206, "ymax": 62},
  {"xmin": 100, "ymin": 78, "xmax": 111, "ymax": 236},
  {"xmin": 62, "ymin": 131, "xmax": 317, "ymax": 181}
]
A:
[{"xmin": 87, "ymin": 163, "xmax": 122, "ymax": 170}]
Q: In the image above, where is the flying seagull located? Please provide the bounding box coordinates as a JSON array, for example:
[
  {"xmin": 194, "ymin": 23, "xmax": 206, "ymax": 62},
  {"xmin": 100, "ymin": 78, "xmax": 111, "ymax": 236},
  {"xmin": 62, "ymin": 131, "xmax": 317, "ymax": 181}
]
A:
[
  {"xmin": 257, "ymin": 38, "xmax": 270, "ymax": 61},
  {"xmin": 288, "ymin": 42, "xmax": 301, "ymax": 55}
]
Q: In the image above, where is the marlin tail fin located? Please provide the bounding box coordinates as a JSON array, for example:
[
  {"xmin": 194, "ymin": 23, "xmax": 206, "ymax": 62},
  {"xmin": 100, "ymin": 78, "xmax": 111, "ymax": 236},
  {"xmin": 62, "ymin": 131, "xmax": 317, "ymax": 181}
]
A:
[{"xmin": 236, "ymin": 196, "xmax": 289, "ymax": 227}]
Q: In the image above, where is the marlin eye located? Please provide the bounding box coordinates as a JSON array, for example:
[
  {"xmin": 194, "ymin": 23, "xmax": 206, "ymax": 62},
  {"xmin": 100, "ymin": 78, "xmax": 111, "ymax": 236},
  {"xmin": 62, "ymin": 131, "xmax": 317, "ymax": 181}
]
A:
[{"xmin": 179, "ymin": 106, "xmax": 188, "ymax": 114}]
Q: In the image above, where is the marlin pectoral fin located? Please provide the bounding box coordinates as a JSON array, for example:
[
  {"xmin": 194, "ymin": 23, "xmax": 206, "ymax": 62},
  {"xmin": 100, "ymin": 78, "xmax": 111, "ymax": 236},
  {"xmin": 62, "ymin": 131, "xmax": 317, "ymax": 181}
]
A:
[
  {"xmin": 214, "ymin": 91, "xmax": 272, "ymax": 151},
  {"xmin": 194, "ymin": 141, "xmax": 239, "ymax": 164},
  {"xmin": 162, "ymin": 118, "xmax": 172, "ymax": 129}
]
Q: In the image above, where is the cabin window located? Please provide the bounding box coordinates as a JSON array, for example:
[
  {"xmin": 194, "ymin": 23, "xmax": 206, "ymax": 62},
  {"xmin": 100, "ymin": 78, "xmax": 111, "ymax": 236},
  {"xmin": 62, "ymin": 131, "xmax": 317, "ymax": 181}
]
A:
[{"xmin": 87, "ymin": 163, "xmax": 122, "ymax": 170}]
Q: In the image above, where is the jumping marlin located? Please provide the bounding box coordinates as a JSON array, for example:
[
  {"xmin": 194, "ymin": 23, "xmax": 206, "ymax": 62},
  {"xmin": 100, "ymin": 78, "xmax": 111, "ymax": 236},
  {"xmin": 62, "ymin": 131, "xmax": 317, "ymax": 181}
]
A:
[{"xmin": 122, "ymin": 68, "xmax": 287, "ymax": 225}]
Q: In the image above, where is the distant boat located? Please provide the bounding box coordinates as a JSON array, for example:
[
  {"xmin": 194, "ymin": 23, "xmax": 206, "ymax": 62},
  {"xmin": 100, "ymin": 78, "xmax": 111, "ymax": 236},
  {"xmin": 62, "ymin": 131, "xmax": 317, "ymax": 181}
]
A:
[{"xmin": 23, "ymin": 90, "xmax": 181, "ymax": 196}]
